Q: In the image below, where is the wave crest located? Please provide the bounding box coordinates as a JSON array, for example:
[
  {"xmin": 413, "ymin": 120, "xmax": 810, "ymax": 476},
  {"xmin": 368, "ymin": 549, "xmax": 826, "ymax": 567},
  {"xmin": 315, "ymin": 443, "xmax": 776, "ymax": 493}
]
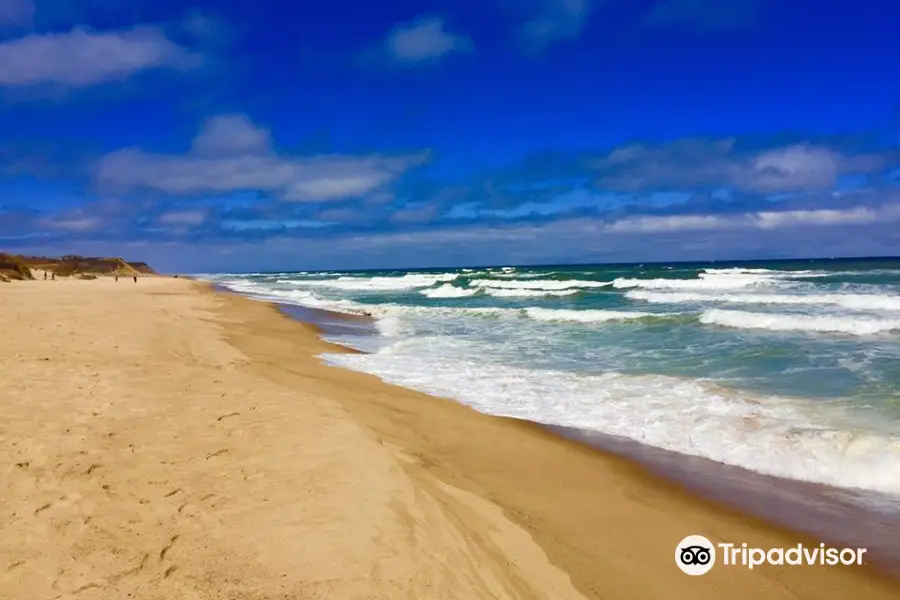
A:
[
  {"xmin": 471, "ymin": 278, "xmax": 611, "ymax": 291},
  {"xmin": 700, "ymin": 309, "xmax": 900, "ymax": 336},
  {"xmin": 628, "ymin": 290, "xmax": 900, "ymax": 312},
  {"xmin": 524, "ymin": 308, "xmax": 659, "ymax": 323}
]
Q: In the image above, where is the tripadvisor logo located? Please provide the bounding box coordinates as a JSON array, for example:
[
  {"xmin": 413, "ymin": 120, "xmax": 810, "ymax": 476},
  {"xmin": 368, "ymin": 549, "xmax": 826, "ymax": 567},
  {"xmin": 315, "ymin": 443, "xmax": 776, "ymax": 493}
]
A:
[
  {"xmin": 675, "ymin": 535, "xmax": 867, "ymax": 575},
  {"xmin": 676, "ymin": 535, "xmax": 716, "ymax": 576}
]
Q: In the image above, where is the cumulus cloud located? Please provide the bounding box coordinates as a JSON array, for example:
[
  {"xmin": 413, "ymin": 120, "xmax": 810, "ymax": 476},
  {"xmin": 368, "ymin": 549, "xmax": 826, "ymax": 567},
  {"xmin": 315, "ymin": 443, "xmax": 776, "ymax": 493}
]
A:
[
  {"xmin": 0, "ymin": 26, "xmax": 199, "ymax": 87},
  {"xmin": 385, "ymin": 16, "xmax": 472, "ymax": 64},
  {"xmin": 16, "ymin": 212, "xmax": 900, "ymax": 273},
  {"xmin": 591, "ymin": 139, "xmax": 892, "ymax": 193},
  {"xmin": 191, "ymin": 114, "xmax": 271, "ymax": 157},
  {"xmin": 606, "ymin": 202, "xmax": 900, "ymax": 233},
  {"xmin": 0, "ymin": 0, "xmax": 33, "ymax": 27},
  {"xmin": 606, "ymin": 213, "xmax": 734, "ymax": 233},
  {"xmin": 95, "ymin": 114, "xmax": 429, "ymax": 202},
  {"xmin": 41, "ymin": 216, "xmax": 104, "ymax": 231},
  {"xmin": 518, "ymin": 0, "xmax": 597, "ymax": 50},
  {"xmin": 13, "ymin": 184, "xmax": 900, "ymax": 270}
]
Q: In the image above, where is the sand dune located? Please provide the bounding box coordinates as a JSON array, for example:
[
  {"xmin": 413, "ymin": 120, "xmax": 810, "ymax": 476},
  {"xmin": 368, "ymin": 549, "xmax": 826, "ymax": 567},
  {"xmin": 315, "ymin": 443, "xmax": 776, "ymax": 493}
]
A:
[{"xmin": 0, "ymin": 277, "xmax": 896, "ymax": 599}]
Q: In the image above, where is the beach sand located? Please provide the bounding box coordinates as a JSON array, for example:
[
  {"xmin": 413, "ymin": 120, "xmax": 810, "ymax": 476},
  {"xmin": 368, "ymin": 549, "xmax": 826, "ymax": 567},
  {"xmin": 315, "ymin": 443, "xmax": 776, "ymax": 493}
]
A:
[{"xmin": 1, "ymin": 276, "xmax": 897, "ymax": 599}]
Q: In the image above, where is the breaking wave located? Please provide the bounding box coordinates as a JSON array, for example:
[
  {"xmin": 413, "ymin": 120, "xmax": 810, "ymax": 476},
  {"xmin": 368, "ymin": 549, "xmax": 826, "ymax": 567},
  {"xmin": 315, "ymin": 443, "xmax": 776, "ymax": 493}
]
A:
[
  {"xmin": 484, "ymin": 288, "xmax": 579, "ymax": 298},
  {"xmin": 470, "ymin": 278, "xmax": 612, "ymax": 291},
  {"xmin": 700, "ymin": 309, "xmax": 900, "ymax": 336},
  {"xmin": 421, "ymin": 284, "xmax": 478, "ymax": 298},
  {"xmin": 301, "ymin": 273, "xmax": 458, "ymax": 291},
  {"xmin": 628, "ymin": 290, "xmax": 900, "ymax": 312},
  {"xmin": 325, "ymin": 348, "xmax": 900, "ymax": 496},
  {"xmin": 524, "ymin": 308, "xmax": 661, "ymax": 323}
]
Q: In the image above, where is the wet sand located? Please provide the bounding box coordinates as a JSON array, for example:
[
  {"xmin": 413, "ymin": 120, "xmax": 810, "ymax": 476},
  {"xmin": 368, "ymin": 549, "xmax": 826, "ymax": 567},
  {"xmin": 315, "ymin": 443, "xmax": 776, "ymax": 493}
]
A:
[
  {"xmin": 1, "ymin": 276, "xmax": 898, "ymax": 599},
  {"xmin": 550, "ymin": 425, "xmax": 900, "ymax": 576}
]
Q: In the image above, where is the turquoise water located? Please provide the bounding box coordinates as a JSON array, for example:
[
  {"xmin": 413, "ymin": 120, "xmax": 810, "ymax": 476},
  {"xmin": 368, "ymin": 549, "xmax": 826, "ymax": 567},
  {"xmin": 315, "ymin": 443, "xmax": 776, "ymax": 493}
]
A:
[{"xmin": 205, "ymin": 258, "xmax": 900, "ymax": 496}]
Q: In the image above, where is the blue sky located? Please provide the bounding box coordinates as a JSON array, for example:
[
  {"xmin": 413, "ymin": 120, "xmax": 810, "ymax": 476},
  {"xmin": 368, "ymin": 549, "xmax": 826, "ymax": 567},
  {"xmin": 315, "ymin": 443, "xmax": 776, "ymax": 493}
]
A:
[{"xmin": 0, "ymin": 0, "xmax": 898, "ymax": 272}]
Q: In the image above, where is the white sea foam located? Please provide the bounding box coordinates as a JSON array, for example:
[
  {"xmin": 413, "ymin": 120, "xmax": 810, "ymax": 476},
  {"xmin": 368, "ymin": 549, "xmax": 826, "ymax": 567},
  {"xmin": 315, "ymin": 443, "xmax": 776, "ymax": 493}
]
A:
[
  {"xmin": 524, "ymin": 308, "xmax": 658, "ymax": 323},
  {"xmin": 324, "ymin": 343, "xmax": 900, "ymax": 496},
  {"xmin": 421, "ymin": 284, "xmax": 478, "ymax": 298},
  {"xmin": 471, "ymin": 278, "xmax": 611, "ymax": 290},
  {"xmin": 611, "ymin": 267, "xmax": 829, "ymax": 291},
  {"xmin": 628, "ymin": 290, "xmax": 900, "ymax": 312},
  {"xmin": 374, "ymin": 315, "xmax": 407, "ymax": 337},
  {"xmin": 703, "ymin": 268, "xmax": 783, "ymax": 275},
  {"xmin": 365, "ymin": 304, "xmax": 514, "ymax": 321},
  {"xmin": 300, "ymin": 273, "xmax": 458, "ymax": 291},
  {"xmin": 613, "ymin": 274, "xmax": 777, "ymax": 290},
  {"xmin": 213, "ymin": 279, "xmax": 372, "ymax": 313},
  {"xmin": 702, "ymin": 267, "xmax": 825, "ymax": 277},
  {"xmin": 489, "ymin": 269, "xmax": 550, "ymax": 278},
  {"xmin": 700, "ymin": 309, "xmax": 900, "ymax": 336},
  {"xmin": 485, "ymin": 288, "xmax": 579, "ymax": 298}
]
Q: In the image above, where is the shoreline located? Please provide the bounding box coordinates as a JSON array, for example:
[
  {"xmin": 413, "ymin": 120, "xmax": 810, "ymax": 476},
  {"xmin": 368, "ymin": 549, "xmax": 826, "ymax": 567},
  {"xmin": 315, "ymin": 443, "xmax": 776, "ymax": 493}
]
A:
[
  {"xmin": 224, "ymin": 286, "xmax": 900, "ymax": 577},
  {"xmin": 2, "ymin": 276, "xmax": 898, "ymax": 598},
  {"xmin": 214, "ymin": 282, "xmax": 900, "ymax": 578}
]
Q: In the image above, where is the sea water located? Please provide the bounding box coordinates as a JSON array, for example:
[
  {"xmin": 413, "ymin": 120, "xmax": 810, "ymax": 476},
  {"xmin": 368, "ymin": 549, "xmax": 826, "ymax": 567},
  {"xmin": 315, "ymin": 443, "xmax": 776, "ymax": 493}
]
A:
[{"xmin": 202, "ymin": 258, "xmax": 900, "ymax": 499}]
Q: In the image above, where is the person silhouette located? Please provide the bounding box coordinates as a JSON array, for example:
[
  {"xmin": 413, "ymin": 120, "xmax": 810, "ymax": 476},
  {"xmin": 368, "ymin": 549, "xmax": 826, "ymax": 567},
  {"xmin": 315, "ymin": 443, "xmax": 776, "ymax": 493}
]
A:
[{"xmin": 133, "ymin": 276, "xmax": 137, "ymax": 283}]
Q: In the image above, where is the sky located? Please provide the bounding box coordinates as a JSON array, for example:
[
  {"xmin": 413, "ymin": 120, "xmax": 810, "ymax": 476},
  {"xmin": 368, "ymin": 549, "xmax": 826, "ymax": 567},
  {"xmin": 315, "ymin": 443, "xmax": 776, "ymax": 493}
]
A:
[{"xmin": 0, "ymin": 0, "xmax": 899, "ymax": 272}]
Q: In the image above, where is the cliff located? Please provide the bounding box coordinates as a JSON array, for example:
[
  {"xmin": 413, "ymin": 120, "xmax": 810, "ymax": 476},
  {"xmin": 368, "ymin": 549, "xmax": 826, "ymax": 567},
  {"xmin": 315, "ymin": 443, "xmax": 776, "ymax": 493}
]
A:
[
  {"xmin": 0, "ymin": 253, "xmax": 157, "ymax": 281},
  {"xmin": 0, "ymin": 253, "xmax": 34, "ymax": 282}
]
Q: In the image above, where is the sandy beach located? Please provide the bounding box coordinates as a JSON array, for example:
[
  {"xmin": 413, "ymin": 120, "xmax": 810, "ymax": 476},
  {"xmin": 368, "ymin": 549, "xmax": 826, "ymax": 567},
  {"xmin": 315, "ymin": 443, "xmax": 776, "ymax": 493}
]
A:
[{"xmin": 1, "ymin": 276, "xmax": 897, "ymax": 599}]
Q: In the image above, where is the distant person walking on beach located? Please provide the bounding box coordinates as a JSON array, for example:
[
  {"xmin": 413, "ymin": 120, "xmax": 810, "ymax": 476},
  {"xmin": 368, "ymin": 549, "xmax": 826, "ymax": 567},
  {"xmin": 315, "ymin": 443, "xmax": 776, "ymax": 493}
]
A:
[
  {"xmin": 133, "ymin": 276, "xmax": 137, "ymax": 283},
  {"xmin": 43, "ymin": 271, "xmax": 47, "ymax": 280}
]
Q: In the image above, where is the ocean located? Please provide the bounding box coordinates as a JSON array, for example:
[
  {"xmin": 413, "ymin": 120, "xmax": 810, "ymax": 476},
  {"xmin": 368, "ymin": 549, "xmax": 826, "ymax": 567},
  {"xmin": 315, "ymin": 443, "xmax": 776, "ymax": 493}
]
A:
[{"xmin": 202, "ymin": 257, "xmax": 900, "ymax": 502}]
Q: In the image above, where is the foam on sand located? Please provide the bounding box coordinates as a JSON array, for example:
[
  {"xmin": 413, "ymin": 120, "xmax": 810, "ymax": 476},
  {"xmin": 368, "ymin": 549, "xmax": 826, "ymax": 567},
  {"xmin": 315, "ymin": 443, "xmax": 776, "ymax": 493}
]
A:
[{"xmin": 325, "ymin": 344, "xmax": 900, "ymax": 496}]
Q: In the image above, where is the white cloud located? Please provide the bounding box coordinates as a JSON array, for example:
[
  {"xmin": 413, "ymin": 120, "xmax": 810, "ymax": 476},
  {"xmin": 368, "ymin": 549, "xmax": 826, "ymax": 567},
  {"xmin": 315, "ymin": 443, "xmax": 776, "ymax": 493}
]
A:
[
  {"xmin": 746, "ymin": 145, "xmax": 841, "ymax": 192},
  {"xmin": 607, "ymin": 214, "xmax": 736, "ymax": 233},
  {"xmin": 605, "ymin": 203, "xmax": 900, "ymax": 234},
  {"xmin": 17, "ymin": 195, "xmax": 900, "ymax": 271},
  {"xmin": 95, "ymin": 114, "xmax": 429, "ymax": 202},
  {"xmin": 592, "ymin": 139, "xmax": 892, "ymax": 193},
  {"xmin": 519, "ymin": 0, "xmax": 596, "ymax": 50},
  {"xmin": 753, "ymin": 205, "xmax": 900, "ymax": 229},
  {"xmin": 0, "ymin": 26, "xmax": 198, "ymax": 87},
  {"xmin": 385, "ymin": 16, "xmax": 472, "ymax": 64},
  {"xmin": 0, "ymin": 0, "xmax": 33, "ymax": 27},
  {"xmin": 191, "ymin": 114, "xmax": 271, "ymax": 157},
  {"xmin": 41, "ymin": 216, "xmax": 104, "ymax": 231}
]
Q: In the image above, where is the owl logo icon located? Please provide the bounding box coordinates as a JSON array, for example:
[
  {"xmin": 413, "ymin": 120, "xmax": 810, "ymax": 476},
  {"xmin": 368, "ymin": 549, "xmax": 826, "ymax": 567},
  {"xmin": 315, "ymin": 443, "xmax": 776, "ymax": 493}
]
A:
[{"xmin": 676, "ymin": 535, "xmax": 716, "ymax": 575}]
